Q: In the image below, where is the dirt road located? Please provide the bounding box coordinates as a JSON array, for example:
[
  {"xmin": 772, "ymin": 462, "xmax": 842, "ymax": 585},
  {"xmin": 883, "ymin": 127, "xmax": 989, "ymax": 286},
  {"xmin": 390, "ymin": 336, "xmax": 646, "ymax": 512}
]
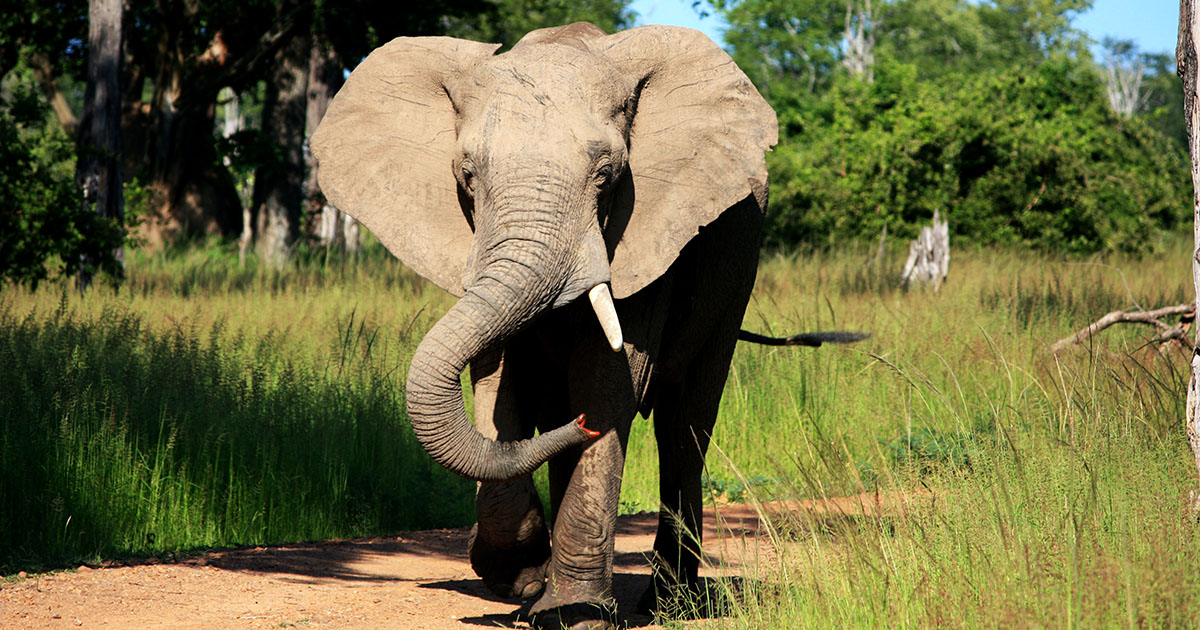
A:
[{"xmin": 0, "ymin": 505, "xmax": 774, "ymax": 630}]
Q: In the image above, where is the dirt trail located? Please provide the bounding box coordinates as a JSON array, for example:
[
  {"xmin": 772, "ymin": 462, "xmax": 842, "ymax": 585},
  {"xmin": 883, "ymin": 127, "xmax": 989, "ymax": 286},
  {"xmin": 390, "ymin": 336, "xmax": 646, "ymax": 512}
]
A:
[{"xmin": 0, "ymin": 493, "xmax": 917, "ymax": 629}]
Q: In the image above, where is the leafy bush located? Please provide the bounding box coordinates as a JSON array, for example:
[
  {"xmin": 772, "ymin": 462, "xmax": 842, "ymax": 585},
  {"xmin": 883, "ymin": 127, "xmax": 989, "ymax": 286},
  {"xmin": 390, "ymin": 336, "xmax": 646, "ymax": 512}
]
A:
[
  {"xmin": 0, "ymin": 68, "xmax": 125, "ymax": 287},
  {"xmin": 764, "ymin": 58, "xmax": 1190, "ymax": 254}
]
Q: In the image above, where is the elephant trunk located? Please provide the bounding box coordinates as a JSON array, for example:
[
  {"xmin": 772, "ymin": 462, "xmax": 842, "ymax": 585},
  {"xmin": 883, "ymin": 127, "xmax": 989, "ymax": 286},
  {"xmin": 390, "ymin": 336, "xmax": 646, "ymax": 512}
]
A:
[{"xmin": 405, "ymin": 246, "xmax": 599, "ymax": 483}]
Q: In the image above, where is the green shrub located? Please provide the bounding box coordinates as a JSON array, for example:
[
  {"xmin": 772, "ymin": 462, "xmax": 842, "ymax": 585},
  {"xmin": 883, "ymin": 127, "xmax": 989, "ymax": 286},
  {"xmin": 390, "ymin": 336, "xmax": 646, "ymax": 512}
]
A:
[
  {"xmin": 764, "ymin": 58, "xmax": 1190, "ymax": 254},
  {"xmin": 0, "ymin": 66, "xmax": 125, "ymax": 287}
]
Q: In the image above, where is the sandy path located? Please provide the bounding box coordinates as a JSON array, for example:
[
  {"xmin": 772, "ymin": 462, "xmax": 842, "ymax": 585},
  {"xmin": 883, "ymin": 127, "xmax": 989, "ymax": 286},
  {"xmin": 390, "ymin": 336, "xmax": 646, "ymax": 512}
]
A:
[
  {"xmin": 0, "ymin": 506, "xmax": 774, "ymax": 630},
  {"xmin": 1, "ymin": 491, "xmax": 926, "ymax": 629}
]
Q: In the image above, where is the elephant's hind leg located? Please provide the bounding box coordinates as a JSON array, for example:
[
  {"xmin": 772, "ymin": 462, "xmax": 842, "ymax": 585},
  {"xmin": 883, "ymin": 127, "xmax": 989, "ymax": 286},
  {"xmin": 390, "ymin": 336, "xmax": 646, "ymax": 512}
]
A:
[
  {"xmin": 468, "ymin": 347, "xmax": 556, "ymax": 600},
  {"xmin": 638, "ymin": 203, "xmax": 760, "ymax": 614},
  {"xmin": 636, "ymin": 352, "xmax": 728, "ymax": 615}
]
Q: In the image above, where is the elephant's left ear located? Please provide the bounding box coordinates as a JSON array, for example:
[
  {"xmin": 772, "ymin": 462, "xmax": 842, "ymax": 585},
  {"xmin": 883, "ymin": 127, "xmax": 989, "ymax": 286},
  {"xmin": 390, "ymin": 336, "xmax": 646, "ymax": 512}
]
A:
[{"xmin": 591, "ymin": 26, "xmax": 777, "ymax": 299}]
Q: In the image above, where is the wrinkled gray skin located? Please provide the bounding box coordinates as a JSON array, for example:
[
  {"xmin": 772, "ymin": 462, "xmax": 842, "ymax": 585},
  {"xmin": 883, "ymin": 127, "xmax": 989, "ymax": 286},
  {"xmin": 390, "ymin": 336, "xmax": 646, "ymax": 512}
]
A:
[{"xmin": 313, "ymin": 22, "xmax": 776, "ymax": 630}]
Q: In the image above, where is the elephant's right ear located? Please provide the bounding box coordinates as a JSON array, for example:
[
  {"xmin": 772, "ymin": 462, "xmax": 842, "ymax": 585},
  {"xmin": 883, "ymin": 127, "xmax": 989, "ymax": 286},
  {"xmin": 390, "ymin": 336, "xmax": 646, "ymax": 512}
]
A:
[{"xmin": 312, "ymin": 37, "xmax": 500, "ymax": 296}]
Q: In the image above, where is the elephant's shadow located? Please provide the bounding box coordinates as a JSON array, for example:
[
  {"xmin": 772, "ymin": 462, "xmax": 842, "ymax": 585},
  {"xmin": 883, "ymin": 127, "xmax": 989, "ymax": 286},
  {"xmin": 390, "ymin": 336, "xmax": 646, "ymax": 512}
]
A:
[{"xmin": 436, "ymin": 572, "xmax": 755, "ymax": 629}]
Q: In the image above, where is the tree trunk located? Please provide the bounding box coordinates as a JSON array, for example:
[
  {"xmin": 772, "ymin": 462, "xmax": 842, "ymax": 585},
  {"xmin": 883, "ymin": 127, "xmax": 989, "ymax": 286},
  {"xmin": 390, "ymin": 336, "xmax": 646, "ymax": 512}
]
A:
[
  {"xmin": 75, "ymin": 0, "xmax": 123, "ymax": 292},
  {"xmin": 900, "ymin": 209, "xmax": 949, "ymax": 291},
  {"xmin": 132, "ymin": 11, "xmax": 242, "ymax": 247},
  {"xmin": 304, "ymin": 39, "xmax": 353, "ymax": 251},
  {"xmin": 252, "ymin": 0, "xmax": 311, "ymax": 269},
  {"xmin": 1177, "ymin": 0, "xmax": 1200, "ymax": 503}
]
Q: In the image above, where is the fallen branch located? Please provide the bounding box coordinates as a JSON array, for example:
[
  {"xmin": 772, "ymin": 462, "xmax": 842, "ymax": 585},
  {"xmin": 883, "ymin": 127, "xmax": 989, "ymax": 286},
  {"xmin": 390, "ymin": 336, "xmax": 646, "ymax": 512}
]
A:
[{"xmin": 1049, "ymin": 303, "xmax": 1194, "ymax": 354}]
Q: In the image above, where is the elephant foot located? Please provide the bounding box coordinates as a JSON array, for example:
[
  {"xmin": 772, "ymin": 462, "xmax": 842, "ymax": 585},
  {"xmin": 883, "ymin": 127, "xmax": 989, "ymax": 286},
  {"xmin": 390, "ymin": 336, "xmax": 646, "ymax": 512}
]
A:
[
  {"xmin": 468, "ymin": 523, "xmax": 550, "ymax": 599},
  {"xmin": 528, "ymin": 601, "xmax": 619, "ymax": 630}
]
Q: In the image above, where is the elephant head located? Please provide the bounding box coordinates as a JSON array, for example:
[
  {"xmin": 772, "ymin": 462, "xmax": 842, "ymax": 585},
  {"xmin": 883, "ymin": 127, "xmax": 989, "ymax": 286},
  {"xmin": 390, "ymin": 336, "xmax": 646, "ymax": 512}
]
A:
[{"xmin": 311, "ymin": 23, "xmax": 776, "ymax": 483}]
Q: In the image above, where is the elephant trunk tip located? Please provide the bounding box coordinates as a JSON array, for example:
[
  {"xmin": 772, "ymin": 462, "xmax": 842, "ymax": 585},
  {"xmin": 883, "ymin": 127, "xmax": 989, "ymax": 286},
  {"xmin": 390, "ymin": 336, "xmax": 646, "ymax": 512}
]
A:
[{"xmin": 574, "ymin": 414, "xmax": 601, "ymax": 439}]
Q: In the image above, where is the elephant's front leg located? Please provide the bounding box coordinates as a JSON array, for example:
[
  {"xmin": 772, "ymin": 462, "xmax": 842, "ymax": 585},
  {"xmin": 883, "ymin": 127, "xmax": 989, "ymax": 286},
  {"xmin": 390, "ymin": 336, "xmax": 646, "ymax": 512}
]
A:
[
  {"xmin": 468, "ymin": 348, "xmax": 553, "ymax": 600},
  {"xmin": 529, "ymin": 332, "xmax": 638, "ymax": 630}
]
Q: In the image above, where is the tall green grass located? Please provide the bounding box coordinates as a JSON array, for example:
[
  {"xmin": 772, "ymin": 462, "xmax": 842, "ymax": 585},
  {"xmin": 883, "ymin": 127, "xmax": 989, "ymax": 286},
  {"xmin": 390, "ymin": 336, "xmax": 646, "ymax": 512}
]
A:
[
  {"xmin": 632, "ymin": 244, "xmax": 1200, "ymax": 628},
  {"xmin": 1, "ymin": 242, "xmax": 472, "ymax": 567},
  {"xmin": 4, "ymin": 239, "xmax": 1200, "ymax": 626}
]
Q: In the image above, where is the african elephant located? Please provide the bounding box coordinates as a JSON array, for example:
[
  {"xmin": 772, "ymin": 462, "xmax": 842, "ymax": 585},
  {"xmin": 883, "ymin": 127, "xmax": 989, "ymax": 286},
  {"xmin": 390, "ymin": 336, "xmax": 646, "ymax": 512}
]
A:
[{"xmin": 312, "ymin": 22, "xmax": 777, "ymax": 629}]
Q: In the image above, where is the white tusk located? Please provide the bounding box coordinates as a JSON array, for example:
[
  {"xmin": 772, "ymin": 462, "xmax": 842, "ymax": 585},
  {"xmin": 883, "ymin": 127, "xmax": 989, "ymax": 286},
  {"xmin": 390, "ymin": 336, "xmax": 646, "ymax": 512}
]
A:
[{"xmin": 588, "ymin": 283, "xmax": 624, "ymax": 352}]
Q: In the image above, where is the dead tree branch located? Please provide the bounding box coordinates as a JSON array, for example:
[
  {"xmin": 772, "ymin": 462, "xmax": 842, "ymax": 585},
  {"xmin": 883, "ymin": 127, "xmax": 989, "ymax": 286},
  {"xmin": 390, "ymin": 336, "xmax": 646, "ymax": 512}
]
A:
[{"xmin": 1049, "ymin": 303, "xmax": 1195, "ymax": 354}]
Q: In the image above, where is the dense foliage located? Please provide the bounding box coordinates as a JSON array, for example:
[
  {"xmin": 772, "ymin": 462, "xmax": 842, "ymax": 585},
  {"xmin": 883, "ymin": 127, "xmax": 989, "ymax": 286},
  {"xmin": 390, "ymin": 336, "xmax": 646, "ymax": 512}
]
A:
[
  {"xmin": 765, "ymin": 57, "xmax": 1189, "ymax": 252},
  {"xmin": 712, "ymin": 0, "xmax": 1188, "ymax": 254},
  {"xmin": 0, "ymin": 68, "xmax": 123, "ymax": 287},
  {"xmin": 0, "ymin": 0, "xmax": 1188, "ymax": 275}
]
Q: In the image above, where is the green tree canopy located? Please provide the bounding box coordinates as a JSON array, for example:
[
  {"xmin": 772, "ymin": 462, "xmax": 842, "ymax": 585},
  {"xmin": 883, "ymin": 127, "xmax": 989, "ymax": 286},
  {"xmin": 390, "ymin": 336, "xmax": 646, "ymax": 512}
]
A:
[{"xmin": 765, "ymin": 58, "xmax": 1188, "ymax": 253}]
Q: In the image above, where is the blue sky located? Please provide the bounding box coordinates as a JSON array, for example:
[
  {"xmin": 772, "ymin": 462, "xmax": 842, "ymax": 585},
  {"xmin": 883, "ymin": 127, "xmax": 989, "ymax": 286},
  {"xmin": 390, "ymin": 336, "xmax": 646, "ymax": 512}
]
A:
[{"xmin": 629, "ymin": 0, "xmax": 1180, "ymax": 56}]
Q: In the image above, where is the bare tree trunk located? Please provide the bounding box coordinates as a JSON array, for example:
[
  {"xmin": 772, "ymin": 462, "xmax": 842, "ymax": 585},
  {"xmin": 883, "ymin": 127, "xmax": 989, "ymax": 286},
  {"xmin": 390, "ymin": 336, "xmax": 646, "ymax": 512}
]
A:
[
  {"xmin": 75, "ymin": 0, "xmax": 123, "ymax": 292},
  {"xmin": 304, "ymin": 39, "xmax": 350, "ymax": 251},
  {"xmin": 842, "ymin": 0, "xmax": 877, "ymax": 83},
  {"xmin": 1177, "ymin": 0, "xmax": 1200, "ymax": 503},
  {"xmin": 252, "ymin": 0, "xmax": 311, "ymax": 269},
  {"xmin": 1104, "ymin": 61, "xmax": 1148, "ymax": 118},
  {"xmin": 900, "ymin": 209, "xmax": 949, "ymax": 291},
  {"xmin": 217, "ymin": 87, "xmax": 256, "ymax": 267}
]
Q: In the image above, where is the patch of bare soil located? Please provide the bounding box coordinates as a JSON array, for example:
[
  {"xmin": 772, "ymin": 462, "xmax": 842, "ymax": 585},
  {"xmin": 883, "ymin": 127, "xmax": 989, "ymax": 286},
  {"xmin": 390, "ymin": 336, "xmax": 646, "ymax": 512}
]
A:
[{"xmin": 0, "ymin": 492, "xmax": 922, "ymax": 629}]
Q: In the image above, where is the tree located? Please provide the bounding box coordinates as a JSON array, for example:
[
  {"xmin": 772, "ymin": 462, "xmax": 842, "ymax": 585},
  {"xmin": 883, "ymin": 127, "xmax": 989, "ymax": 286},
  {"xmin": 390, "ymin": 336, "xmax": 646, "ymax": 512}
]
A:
[
  {"xmin": 1142, "ymin": 51, "xmax": 1187, "ymax": 151},
  {"xmin": 1177, "ymin": 0, "xmax": 1200, "ymax": 498},
  {"xmin": 252, "ymin": 0, "xmax": 311, "ymax": 268},
  {"xmin": 306, "ymin": 40, "xmax": 351, "ymax": 253},
  {"xmin": 74, "ymin": 0, "xmax": 124, "ymax": 291},
  {"xmin": 0, "ymin": 1, "xmax": 87, "ymax": 133},
  {"xmin": 1100, "ymin": 38, "xmax": 1149, "ymax": 118},
  {"xmin": 710, "ymin": 0, "xmax": 1095, "ymax": 97},
  {"xmin": 445, "ymin": 0, "xmax": 634, "ymax": 48},
  {"xmin": 763, "ymin": 58, "xmax": 1188, "ymax": 252},
  {"xmin": 841, "ymin": 0, "xmax": 879, "ymax": 82},
  {"xmin": 710, "ymin": 0, "xmax": 848, "ymax": 98},
  {"xmin": 0, "ymin": 67, "xmax": 123, "ymax": 287}
]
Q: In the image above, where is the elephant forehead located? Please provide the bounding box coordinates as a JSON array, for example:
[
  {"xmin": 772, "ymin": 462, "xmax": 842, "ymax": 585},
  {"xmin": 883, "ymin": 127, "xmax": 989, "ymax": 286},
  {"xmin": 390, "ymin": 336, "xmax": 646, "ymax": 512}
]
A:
[{"xmin": 469, "ymin": 47, "xmax": 629, "ymax": 114}]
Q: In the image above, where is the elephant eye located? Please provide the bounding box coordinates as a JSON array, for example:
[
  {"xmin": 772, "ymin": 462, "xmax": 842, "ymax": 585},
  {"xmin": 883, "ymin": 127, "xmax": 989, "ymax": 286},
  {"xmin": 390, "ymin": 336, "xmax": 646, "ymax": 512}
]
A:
[
  {"xmin": 593, "ymin": 162, "xmax": 613, "ymax": 189},
  {"xmin": 459, "ymin": 160, "xmax": 476, "ymax": 194}
]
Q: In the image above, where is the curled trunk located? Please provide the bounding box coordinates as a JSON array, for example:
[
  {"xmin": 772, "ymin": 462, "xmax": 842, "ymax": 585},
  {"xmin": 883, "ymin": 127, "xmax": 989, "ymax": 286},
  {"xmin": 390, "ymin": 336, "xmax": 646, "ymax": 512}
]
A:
[{"xmin": 405, "ymin": 260, "xmax": 595, "ymax": 482}]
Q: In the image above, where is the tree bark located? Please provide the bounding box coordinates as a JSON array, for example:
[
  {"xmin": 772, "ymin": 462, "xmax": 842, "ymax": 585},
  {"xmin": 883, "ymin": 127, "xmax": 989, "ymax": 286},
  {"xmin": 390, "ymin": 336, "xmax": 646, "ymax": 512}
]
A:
[
  {"xmin": 252, "ymin": 0, "xmax": 311, "ymax": 269},
  {"xmin": 900, "ymin": 209, "xmax": 949, "ymax": 291},
  {"xmin": 1176, "ymin": 0, "xmax": 1200, "ymax": 501},
  {"xmin": 75, "ymin": 0, "xmax": 123, "ymax": 292},
  {"xmin": 304, "ymin": 39, "xmax": 353, "ymax": 251}
]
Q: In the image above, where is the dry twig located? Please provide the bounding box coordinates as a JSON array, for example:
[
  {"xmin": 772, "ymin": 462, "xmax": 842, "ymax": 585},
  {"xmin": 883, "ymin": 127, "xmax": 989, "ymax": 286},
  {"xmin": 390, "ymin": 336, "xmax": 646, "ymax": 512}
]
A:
[{"xmin": 1049, "ymin": 303, "xmax": 1194, "ymax": 354}]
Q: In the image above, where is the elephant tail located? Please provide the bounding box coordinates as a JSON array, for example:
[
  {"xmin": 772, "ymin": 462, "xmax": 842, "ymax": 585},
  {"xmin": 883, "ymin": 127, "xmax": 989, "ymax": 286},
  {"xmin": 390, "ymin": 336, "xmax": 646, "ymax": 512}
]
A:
[{"xmin": 738, "ymin": 329, "xmax": 870, "ymax": 347}]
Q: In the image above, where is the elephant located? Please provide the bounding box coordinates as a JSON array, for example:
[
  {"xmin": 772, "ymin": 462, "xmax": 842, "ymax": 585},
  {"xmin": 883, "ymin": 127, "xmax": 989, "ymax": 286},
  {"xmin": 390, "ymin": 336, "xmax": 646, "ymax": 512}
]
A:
[{"xmin": 312, "ymin": 22, "xmax": 778, "ymax": 629}]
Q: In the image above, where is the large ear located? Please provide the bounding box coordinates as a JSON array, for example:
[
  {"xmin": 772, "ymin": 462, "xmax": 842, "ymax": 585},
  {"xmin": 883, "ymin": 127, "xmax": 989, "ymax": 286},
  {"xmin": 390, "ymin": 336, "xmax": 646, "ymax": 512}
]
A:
[
  {"xmin": 591, "ymin": 27, "xmax": 778, "ymax": 298},
  {"xmin": 311, "ymin": 37, "xmax": 500, "ymax": 296}
]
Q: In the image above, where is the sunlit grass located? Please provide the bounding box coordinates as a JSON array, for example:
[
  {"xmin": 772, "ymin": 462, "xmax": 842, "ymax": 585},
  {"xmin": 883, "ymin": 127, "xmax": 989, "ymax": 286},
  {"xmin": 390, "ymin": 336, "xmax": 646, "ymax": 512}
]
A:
[
  {"xmin": 4, "ymin": 237, "xmax": 1200, "ymax": 626},
  {"xmin": 635, "ymin": 241, "xmax": 1200, "ymax": 627}
]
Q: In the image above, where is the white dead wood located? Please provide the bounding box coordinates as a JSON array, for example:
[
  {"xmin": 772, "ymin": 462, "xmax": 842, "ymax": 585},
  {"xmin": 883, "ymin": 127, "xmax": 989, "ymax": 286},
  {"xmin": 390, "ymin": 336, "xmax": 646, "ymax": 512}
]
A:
[
  {"xmin": 1104, "ymin": 61, "xmax": 1149, "ymax": 118},
  {"xmin": 900, "ymin": 209, "xmax": 949, "ymax": 290},
  {"xmin": 1049, "ymin": 303, "xmax": 1195, "ymax": 354},
  {"xmin": 842, "ymin": 0, "xmax": 877, "ymax": 83}
]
